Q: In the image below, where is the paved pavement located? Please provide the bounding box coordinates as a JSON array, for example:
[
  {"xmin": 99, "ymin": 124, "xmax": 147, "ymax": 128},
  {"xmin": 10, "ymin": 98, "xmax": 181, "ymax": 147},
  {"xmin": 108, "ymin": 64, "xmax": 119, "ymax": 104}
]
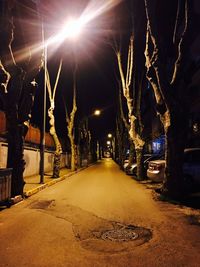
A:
[
  {"xmin": 23, "ymin": 167, "xmax": 85, "ymax": 197},
  {"xmin": 1, "ymin": 158, "xmax": 200, "ymax": 267}
]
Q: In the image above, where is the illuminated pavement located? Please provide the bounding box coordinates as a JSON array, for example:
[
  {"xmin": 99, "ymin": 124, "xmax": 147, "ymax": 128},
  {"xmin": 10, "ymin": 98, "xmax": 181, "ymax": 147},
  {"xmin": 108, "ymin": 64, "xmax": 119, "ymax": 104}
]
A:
[{"xmin": 0, "ymin": 159, "xmax": 200, "ymax": 267}]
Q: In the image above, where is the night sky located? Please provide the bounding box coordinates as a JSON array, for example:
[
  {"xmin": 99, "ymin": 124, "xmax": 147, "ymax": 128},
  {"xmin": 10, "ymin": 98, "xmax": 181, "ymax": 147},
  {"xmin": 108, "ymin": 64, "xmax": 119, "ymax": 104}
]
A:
[{"xmin": 31, "ymin": 0, "xmax": 130, "ymax": 142}]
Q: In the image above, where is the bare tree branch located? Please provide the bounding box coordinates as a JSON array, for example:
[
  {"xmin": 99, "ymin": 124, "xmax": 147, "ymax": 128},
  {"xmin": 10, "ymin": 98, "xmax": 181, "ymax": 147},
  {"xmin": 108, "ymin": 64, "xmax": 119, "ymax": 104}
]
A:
[
  {"xmin": 116, "ymin": 34, "xmax": 144, "ymax": 149},
  {"xmin": 53, "ymin": 59, "xmax": 62, "ymax": 100},
  {"xmin": 173, "ymin": 0, "xmax": 182, "ymax": 44},
  {"xmin": 144, "ymin": 23, "xmax": 164, "ymax": 108},
  {"xmin": 118, "ymin": 80, "xmax": 130, "ymax": 130},
  {"xmin": 144, "ymin": 1, "xmax": 175, "ymax": 115},
  {"xmin": 127, "ymin": 36, "xmax": 134, "ymax": 87},
  {"xmin": 171, "ymin": 0, "xmax": 189, "ymax": 85},
  {"xmin": 136, "ymin": 73, "xmax": 144, "ymax": 134}
]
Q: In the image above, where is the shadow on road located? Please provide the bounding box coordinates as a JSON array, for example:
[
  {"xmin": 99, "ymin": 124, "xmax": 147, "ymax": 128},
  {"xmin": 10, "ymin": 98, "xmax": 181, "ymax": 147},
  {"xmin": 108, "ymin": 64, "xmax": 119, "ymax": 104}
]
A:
[{"xmin": 139, "ymin": 179, "xmax": 200, "ymax": 209}]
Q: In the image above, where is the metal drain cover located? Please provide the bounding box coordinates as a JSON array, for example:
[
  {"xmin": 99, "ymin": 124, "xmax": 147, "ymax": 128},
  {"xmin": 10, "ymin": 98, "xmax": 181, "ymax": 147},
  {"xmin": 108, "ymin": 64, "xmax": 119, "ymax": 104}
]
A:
[{"xmin": 101, "ymin": 226, "xmax": 139, "ymax": 242}]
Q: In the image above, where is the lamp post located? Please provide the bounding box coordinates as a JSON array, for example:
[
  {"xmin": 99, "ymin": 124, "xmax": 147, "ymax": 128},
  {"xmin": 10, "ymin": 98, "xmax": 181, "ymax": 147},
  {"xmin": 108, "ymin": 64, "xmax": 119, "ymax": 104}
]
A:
[{"xmin": 40, "ymin": 20, "xmax": 47, "ymax": 184}]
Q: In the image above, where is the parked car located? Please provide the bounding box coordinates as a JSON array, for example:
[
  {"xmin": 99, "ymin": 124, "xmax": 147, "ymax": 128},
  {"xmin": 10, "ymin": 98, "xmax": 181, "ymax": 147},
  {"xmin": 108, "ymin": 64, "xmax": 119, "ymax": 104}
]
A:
[
  {"xmin": 125, "ymin": 154, "xmax": 164, "ymax": 176},
  {"xmin": 125, "ymin": 162, "xmax": 137, "ymax": 175},
  {"xmin": 123, "ymin": 159, "xmax": 129, "ymax": 170},
  {"xmin": 146, "ymin": 158, "xmax": 165, "ymax": 182},
  {"xmin": 147, "ymin": 148, "xmax": 200, "ymax": 186}
]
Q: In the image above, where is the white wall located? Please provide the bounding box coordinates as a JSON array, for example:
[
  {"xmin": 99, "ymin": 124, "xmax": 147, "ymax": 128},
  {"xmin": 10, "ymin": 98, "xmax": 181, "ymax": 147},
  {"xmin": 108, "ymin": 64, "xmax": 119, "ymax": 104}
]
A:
[{"xmin": 0, "ymin": 142, "xmax": 68, "ymax": 177}]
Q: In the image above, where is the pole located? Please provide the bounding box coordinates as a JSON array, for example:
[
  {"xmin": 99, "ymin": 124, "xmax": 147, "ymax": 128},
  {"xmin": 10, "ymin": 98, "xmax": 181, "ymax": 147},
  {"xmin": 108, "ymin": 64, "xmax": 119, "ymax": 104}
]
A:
[{"xmin": 40, "ymin": 21, "xmax": 47, "ymax": 184}]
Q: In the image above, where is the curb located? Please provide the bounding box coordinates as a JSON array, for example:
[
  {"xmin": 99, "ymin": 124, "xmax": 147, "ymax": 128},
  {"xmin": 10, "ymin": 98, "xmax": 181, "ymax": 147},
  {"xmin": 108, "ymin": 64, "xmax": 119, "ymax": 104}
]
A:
[{"xmin": 24, "ymin": 165, "xmax": 89, "ymax": 198}]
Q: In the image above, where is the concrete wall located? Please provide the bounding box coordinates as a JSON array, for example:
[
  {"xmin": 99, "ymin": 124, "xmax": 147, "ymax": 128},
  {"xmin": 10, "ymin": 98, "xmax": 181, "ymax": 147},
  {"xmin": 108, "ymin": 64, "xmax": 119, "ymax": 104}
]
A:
[{"xmin": 0, "ymin": 142, "xmax": 68, "ymax": 177}]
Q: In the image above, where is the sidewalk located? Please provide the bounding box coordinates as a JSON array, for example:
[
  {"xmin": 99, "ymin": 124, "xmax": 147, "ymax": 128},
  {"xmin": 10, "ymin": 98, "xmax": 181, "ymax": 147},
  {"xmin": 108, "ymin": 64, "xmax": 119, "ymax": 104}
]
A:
[{"xmin": 24, "ymin": 167, "xmax": 81, "ymax": 198}]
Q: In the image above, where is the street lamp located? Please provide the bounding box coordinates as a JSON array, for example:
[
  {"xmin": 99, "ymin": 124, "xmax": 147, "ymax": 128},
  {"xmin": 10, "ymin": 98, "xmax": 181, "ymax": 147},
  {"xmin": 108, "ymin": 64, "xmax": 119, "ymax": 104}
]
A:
[
  {"xmin": 107, "ymin": 140, "xmax": 111, "ymax": 145},
  {"xmin": 108, "ymin": 133, "xmax": 112, "ymax": 138},
  {"xmin": 40, "ymin": 17, "xmax": 85, "ymax": 184},
  {"xmin": 94, "ymin": 109, "xmax": 101, "ymax": 116}
]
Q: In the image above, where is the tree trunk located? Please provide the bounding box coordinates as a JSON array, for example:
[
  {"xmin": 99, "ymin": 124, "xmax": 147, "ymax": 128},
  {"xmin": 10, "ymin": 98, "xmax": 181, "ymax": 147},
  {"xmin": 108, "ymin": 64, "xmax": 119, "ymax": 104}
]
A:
[
  {"xmin": 70, "ymin": 137, "xmax": 76, "ymax": 171},
  {"xmin": 162, "ymin": 112, "xmax": 188, "ymax": 199},
  {"xmin": 5, "ymin": 67, "xmax": 25, "ymax": 197},
  {"xmin": 52, "ymin": 153, "xmax": 62, "ymax": 178},
  {"xmin": 52, "ymin": 140, "xmax": 62, "ymax": 178},
  {"xmin": 135, "ymin": 146, "xmax": 145, "ymax": 181},
  {"xmin": 77, "ymin": 144, "xmax": 81, "ymax": 168},
  {"xmin": 7, "ymin": 124, "xmax": 26, "ymax": 196},
  {"xmin": 48, "ymin": 109, "xmax": 62, "ymax": 178},
  {"xmin": 128, "ymin": 140, "xmax": 135, "ymax": 166},
  {"xmin": 116, "ymin": 117, "xmax": 123, "ymax": 167}
]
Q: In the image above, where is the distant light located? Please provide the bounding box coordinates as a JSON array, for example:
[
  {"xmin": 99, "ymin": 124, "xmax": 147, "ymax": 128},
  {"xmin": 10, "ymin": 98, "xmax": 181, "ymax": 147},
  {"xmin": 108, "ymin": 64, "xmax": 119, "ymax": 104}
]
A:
[
  {"xmin": 108, "ymin": 133, "xmax": 112, "ymax": 138},
  {"xmin": 94, "ymin": 109, "xmax": 101, "ymax": 116},
  {"xmin": 107, "ymin": 140, "xmax": 111, "ymax": 145}
]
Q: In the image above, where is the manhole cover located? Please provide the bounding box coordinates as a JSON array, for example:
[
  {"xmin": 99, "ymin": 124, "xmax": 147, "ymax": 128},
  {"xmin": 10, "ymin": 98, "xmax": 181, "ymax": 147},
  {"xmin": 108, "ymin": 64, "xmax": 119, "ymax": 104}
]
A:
[
  {"xmin": 101, "ymin": 227, "xmax": 138, "ymax": 242},
  {"xmin": 79, "ymin": 222, "xmax": 152, "ymax": 252}
]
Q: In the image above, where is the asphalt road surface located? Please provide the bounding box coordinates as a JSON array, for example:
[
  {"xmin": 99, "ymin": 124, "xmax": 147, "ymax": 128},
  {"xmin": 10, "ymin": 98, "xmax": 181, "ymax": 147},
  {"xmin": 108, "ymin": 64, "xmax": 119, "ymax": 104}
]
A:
[{"xmin": 0, "ymin": 159, "xmax": 200, "ymax": 267}]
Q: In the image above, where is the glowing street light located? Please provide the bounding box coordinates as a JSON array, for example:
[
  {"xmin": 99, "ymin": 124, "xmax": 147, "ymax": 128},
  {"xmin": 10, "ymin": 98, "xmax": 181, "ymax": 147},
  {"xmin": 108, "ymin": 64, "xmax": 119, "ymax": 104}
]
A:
[
  {"xmin": 107, "ymin": 140, "xmax": 111, "ymax": 145},
  {"xmin": 94, "ymin": 109, "xmax": 101, "ymax": 116},
  {"xmin": 108, "ymin": 133, "xmax": 112, "ymax": 138}
]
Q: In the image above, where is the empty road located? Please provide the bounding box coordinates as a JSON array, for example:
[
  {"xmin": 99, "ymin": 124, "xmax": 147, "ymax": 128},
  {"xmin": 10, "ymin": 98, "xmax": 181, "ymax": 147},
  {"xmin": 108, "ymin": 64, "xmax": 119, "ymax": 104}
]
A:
[{"xmin": 0, "ymin": 159, "xmax": 200, "ymax": 267}]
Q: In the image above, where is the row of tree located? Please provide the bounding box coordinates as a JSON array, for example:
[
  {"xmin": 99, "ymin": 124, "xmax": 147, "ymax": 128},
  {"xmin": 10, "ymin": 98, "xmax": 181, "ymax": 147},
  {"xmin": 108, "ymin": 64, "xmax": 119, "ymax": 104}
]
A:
[
  {"xmin": 114, "ymin": 0, "xmax": 200, "ymax": 199},
  {"xmin": 0, "ymin": 1, "xmax": 96, "ymax": 197}
]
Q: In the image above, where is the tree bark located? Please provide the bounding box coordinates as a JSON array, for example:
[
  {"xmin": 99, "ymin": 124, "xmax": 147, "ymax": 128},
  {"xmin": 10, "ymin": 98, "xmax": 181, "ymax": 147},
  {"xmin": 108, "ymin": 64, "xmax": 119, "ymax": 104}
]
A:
[
  {"xmin": 69, "ymin": 136, "xmax": 76, "ymax": 171},
  {"xmin": 128, "ymin": 140, "xmax": 135, "ymax": 167},
  {"xmin": 135, "ymin": 146, "xmax": 145, "ymax": 181},
  {"xmin": 162, "ymin": 112, "xmax": 188, "ymax": 198},
  {"xmin": 7, "ymin": 123, "xmax": 26, "ymax": 196},
  {"xmin": 48, "ymin": 109, "xmax": 62, "ymax": 178}
]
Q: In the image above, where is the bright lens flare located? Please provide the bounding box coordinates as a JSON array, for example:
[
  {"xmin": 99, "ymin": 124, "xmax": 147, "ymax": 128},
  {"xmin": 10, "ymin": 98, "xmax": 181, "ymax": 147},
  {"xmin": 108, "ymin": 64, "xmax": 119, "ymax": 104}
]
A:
[
  {"xmin": 47, "ymin": 17, "xmax": 84, "ymax": 46},
  {"xmin": 66, "ymin": 19, "xmax": 82, "ymax": 38},
  {"xmin": 59, "ymin": 18, "xmax": 83, "ymax": 40},
  {"xmin": 80, "ymin": 0, "xmax": 121, "ymax": 26},
  {"xmin": 8, "ymin": 1, "xmax": 122, "ymax": 66},
  {"xmin": 45, "ymin": 0, "xmax": 122, "ymax": 48}
]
